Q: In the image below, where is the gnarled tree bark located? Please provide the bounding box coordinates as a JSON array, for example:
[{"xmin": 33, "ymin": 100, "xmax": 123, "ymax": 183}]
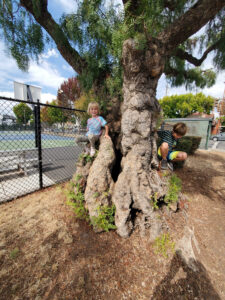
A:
[{"xmin": 112, "ymin": 39, "xmax": 168, "ymax": 239}]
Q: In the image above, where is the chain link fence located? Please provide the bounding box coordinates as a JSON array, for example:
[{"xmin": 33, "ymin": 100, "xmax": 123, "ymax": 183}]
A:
[{"xmin": 0, "ymin": 96, "xmax": 87, "ymax": 203}]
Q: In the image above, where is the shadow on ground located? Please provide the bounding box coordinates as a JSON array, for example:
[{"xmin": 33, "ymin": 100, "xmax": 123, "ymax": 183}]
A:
[{"xmin": 152, "ymin": 252, "xmax": 221, "ymax": 300}]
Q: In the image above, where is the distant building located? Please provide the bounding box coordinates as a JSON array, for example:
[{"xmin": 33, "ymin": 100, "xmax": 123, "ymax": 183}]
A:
[
  {"xmin": 186, "ymin": 112, "xmax": 220, "ymax": 135},
  {"xmin": 213, "ymin": 97, "xmax": 225, "ymax": 116},
  {"xmin": 0, "ymin": 114, "xmax": 17, "ymax": 125}
]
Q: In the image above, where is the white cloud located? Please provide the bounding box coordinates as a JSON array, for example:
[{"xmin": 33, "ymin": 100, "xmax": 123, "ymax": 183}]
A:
[
  {"xmin": 0, "ymin": 41, "xmax": 66, "ymax": 93},
  {"xmin": 57, "ymin": 0, "xmax": 77, "ymax": 13},
  {"xmin": 0, "ymin": 90, "xmax": 56, "ymax": 105},
  {"xmin": 22, "ymin": 61, "xmax": 66, "ymax": 90},
  {"xmin": 157, "ymin": 70, "xmax": 225, "ymax": 100},
  {"xmin": 62, "ymin": 64, "xmax": 74, "ymax": 72},
  {"xmin": 41, "ymin": 49, "xmax": 58, "ymax": 59},
  {"xmin": 0, "ymin": 91, "xmax": 14, "ymax": 98},
  {"xmin": 201, "ymin": 72, "xmax": 225, "ymax": 99},
  {"xmin": 41, "ymin": 92, "xmax": 57, "ymax": 103}
]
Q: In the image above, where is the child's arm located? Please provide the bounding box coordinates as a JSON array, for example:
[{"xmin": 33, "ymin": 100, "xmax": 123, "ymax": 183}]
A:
[{"xmin": 104, "ymin": 124, "xmax": 110, "ymax": 138}]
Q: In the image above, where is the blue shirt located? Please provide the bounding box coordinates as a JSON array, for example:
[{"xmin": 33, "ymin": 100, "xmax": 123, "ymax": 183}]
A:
[{"xmin": 86, "ymin": 116, "xmax": 107, "ymax": 136}]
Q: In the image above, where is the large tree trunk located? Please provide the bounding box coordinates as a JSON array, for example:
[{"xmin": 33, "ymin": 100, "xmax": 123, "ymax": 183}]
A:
[
  {"xmin": 72, "ymin": 39, "xmax": 169, "ymax": 239},
  {"xmin": 112, "ymin": 39, "xmax": 167, "ymax": 239}
]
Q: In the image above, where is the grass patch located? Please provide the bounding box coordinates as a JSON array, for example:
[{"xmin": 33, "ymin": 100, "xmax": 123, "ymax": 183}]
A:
[
  {"xmin": 153, "ymin": 233, "xmax": 175, "ymax": 258},
  {"xmin": 10, "ymin": 247, "xmax": 20, "ymax": 259},
  {"xmin": 164, "ymin": 174, "xmax": 182, "ymax": 205}
]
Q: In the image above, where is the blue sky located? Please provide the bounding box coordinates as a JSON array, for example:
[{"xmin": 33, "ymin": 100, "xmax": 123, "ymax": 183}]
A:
[{"xmin": 0, "ymin": 0, "xmax": 224, "ymax": 103}]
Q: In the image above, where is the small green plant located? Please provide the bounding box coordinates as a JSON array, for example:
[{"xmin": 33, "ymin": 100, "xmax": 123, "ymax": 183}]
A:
[
  {"xmin": 102, "ymin": 190, "xmax": 109, "ymax": 198},
  {"xmin": 150, "ymin": 192, "xmax": 159, "ymax": 210},
  {"xmin": 74, "ymin": 174, "xmax": 82, "ymax": 183},
  {"xmin": 91, "ymin": 205, "xmax": 117, "ymax": 232},
  {"xmin": 153, "ymin": 233, "xmax": 175, "ymax": 258},
  {"xmin": 162, "ymin": 170, "xmax": 169, "ymax": 177},
  {"xmin": 93, "ymin": 192, "xmax": 100, "ymax": 198},
  {"xmin": 67, "ymin": 189, "xmax": 89, "ymax": 221},
  {"xmin": 164, "ymin": 174, "xmax": 182, "ymax": 205},
  {"xmin": 79, "ymin": 151, "xmax": 98, "ymax": 163},
  {"xmin": 10, "ymin": 247, "xmax": 20, "ymax": 259}
]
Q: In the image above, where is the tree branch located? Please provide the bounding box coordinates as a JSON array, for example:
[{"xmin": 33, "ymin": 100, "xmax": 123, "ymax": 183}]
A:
[
  {"xmin": 20, "ymin": 0, "xmax": 87, "ymax": 75},
  {"xmin": 174, "ymin": 40, "xmax": 221, "ymax": 66},
  {"xmin": 122, "ymin": 0, "xmax": 141, "ymax": 15},
  {"xmin": 159, "ymin": 0, "xmax": 225, "ymax": 53},
  {"xmin": 163, "ymin": 0, "xmax": 178, "ymax": 11}
]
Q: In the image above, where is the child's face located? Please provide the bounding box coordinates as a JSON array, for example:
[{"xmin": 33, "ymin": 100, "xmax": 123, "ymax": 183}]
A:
[
  {"xmin": 172, "ymin": 132, "xmax": 183, "ymax": 139},
  {"xmin": 90, "ymin": 106, "xmax": 99, "ymax": 117}
]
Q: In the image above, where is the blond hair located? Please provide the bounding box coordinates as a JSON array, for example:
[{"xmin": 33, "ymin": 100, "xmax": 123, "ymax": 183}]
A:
[
  {"xmin": 87, "ymin": 102, "xmax": 100, "ymax": 115},
  {"xmin": 173, "ymin": 122, "xmax": 187, "ymax": 136}
]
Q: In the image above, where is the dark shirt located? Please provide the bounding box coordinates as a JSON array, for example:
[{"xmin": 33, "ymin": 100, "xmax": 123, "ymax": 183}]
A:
[{"xmin": 158, "ymin": 130, "xmax": 177, "ymax": 151}]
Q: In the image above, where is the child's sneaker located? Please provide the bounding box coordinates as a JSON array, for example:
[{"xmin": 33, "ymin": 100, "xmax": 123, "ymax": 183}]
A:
[
  {"xmin": 167, "ymin": 161, "xmax": 174, "ymax": 171},
  {"xmin": 90, "ymin": 147, "xmax": 96, "ymax": 157},
  {"xmin": 161, "ymin": 159, "xmax": 168, "ymax": 170}
]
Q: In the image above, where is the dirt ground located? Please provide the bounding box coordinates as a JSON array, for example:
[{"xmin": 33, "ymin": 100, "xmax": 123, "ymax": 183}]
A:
[{"xmin": 0, "ymin": 149, "xmax": 225, "ymax": 300}]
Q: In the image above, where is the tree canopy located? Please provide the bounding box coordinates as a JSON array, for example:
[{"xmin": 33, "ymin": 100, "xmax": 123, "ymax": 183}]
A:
[
  {"xmin": 0, "ymin": 0, "xmax": 225, "ymax": 94},
  {"xmin": 13, "ymin": 102, "xmax": 33, "ymax": 124},
  {"xmin": 57, "ymin": 77, "xmax": 81, "ymax": 108},
  {"xmin": 40, "ymin": 100, "xmax": 67, "ymax": 126},
  {"xmin": 159, "ymin": 92, "xmax": 214, "ymax": 118}
]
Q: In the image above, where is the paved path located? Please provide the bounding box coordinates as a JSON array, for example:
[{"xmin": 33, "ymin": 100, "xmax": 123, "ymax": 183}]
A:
[{"xmin": 208, "ymin": 140, "xmax": 225, "ymax": 152}]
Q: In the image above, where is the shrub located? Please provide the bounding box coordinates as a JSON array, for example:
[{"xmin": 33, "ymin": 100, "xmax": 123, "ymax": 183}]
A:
[
  {"xmin": 157, "ymin": 134, "xmax": 201, "ymax": 155},
  {"xmin": 91, "ymin": 205, "xmax": 117, "ymax": 232},
  {"xmin": 176, "ymin": 136, "xmax": 201, "ymax": 154},
  {"xmin": 66, "ymin": 176, "xmax": 89, "ymax": 221}
]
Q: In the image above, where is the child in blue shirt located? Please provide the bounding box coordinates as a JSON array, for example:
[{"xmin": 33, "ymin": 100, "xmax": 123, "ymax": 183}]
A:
[{"xmin": 76, "ymin": 102, "xmax": 109, "ymax": 156}]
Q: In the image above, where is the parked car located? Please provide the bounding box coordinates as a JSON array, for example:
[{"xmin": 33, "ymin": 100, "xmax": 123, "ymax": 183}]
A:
[{"xmin": 210, "ymin": 132, "xmax": 225, "ymax": 141}]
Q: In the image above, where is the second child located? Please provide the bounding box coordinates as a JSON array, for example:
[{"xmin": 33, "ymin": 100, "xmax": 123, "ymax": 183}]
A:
[{"xmin": 158, "ymin": 122, "xmax": 188, "ymax": 171}]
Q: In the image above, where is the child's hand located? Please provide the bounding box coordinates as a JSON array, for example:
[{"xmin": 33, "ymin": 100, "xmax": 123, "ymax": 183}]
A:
[{"xmin": 104, "ymin": 134, "xmax": 110, "ymax": 139}]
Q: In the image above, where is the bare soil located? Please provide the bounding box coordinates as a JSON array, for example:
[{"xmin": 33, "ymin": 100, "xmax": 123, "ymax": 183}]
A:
[{"xmin": 0, "ymin": 150, "xmax": 225, "ymax": 300}]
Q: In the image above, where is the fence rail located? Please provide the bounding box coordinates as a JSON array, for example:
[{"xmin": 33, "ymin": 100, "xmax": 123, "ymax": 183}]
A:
[{"xmin": 0, "ymin": 96, "xmax": 86, "ymax": 203}]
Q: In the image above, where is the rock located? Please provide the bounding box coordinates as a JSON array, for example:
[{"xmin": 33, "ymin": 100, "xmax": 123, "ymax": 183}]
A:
[
  {"xmin": 176, "ymin": 226, "xmax": 200, "ymax": 271},
  {"xmin": 169, "ymin": 202, "xmax": 178, "ymax": 212}
]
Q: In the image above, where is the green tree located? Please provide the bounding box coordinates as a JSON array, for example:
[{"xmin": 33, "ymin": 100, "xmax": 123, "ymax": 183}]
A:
[
  {"xmin": 160, "ymin": 93, "xmax": 214, "ymax": 118},
  {"xmin": 47, "ymin": 100, "xmax": 68, "ymax": 127},
  {"xmin": 13, "ymin": 103, "xmax": 33, "ymax": 125},
  {"xmin": 1, "ymin": 0, "xmax": 225, "ymax": 237}
]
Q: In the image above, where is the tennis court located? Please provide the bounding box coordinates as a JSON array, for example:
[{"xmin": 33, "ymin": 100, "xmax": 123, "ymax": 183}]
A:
[
  {"xmin": 0, "ymin": 96, "xmax": 87, "ymax": 202},
  {"xmin": 0, "ymin": 130, "xmax": 76, "ymax": 150},
  {"xmin": 0, "ymin": 130, "xmax": 84, "ymax": 202}
]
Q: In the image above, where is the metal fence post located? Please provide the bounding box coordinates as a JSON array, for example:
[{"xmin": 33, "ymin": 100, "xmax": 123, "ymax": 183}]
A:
[
  {"xmin": 36, "ymin": 100, "xmax": 43, "ymax": 189},
  {"xmin": 34, "ymin": 106, "xmax": 38, "ymax": 148}
]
